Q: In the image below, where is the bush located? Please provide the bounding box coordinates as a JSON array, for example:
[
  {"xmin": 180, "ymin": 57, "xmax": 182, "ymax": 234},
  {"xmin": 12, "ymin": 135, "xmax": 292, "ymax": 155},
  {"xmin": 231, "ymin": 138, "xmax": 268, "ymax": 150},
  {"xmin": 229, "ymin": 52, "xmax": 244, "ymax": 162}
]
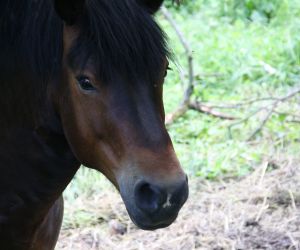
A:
[
  {"xmin": 166, "ymin": 0, "xmax": 283, "ymax": 23},
  {"xmin": 219, "ymin": 0, "xmax": 282, "ymax": 23}
]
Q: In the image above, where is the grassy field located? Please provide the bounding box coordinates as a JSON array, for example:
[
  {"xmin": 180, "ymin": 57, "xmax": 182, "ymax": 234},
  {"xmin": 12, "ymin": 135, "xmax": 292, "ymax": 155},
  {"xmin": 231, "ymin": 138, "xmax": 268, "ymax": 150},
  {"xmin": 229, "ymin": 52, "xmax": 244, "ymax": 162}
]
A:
[
  {"xmin": 162, "ymin": 0, "xmax": 300, "ymax": 178},
  {"xmin": 61, "ymin": 0, "xmax": 300, "ymax": 235}
]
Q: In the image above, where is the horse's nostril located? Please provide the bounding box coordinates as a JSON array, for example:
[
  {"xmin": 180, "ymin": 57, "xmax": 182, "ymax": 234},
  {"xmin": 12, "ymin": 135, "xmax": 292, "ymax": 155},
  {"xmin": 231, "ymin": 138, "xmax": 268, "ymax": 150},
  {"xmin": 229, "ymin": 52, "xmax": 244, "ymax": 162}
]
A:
[
  {"xmin": 170, "ymin": 178, "xmax": 189, "ymax": 206},
  {"xmin": 134, "ymin": 181, "xmax": 166, "ymax": 215}
]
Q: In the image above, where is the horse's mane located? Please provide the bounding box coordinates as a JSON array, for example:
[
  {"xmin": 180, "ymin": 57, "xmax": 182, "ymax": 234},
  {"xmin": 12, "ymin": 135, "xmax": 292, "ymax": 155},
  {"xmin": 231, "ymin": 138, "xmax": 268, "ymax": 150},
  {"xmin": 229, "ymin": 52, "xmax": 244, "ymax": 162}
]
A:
[
  {"xmin": 0, "ymin": 0, "xmax": 169, "ymax": 84},
  {"xmin": 70, "ymin": 0, "xmax": 169, "ymax": 83},
  {"xmin": 0, "ymin": 0, "xmax": 63, "ymax": 81}
]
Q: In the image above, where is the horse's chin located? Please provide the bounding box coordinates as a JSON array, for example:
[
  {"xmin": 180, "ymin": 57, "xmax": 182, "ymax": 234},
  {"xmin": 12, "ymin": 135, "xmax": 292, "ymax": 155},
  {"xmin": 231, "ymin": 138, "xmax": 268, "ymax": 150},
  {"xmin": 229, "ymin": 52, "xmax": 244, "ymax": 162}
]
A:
[
  {"xmin": 120, "ymin": 193, "xmax": 180, "ymax": 231},
  {"xmin": 129, "ymin": 213, "xmax": 177, "ymax": 231}
]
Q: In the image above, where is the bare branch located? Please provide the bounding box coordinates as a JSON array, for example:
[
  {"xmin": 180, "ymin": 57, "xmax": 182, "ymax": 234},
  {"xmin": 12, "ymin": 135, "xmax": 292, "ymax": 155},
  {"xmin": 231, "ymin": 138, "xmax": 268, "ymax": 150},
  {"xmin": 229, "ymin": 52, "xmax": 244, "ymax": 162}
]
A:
[
  {"xmin": 195, "ymin": 72, "xmax": 226, "ymax": 78},
  {"xmin": 161, "ymin": 6, "xmax": 192, "ymax": 62},
  {"xmin": 247, "ymin": 105, "xmax": 277, "ymax": 141},
  {"xmin": 228, "ymin": 86, "xmax": 300, "ymax": 140},
  {"xmin": 161, "ymin": 5, "xmax": 194, "ymax": 124},
  {"xmin": 229, "ymin": 106, "xmax": 267, "ymax": 128},
  {"xmin": 165, "ymin": 105, "xmax": 189, "ymax": 125},
  {"xmin": 161, "ymin": 3, "xmax": 300, "ymax": 129},
  {"xmin": 247, "ymin": 87, "xmax": 300, "ymax": 140},
  {"xmin": 198, "ymin": 86, "xmax": 300, "ymax": 111},
  {"xmin": 273, "ymin": 111, "xmax": 300, "ymax": 119},
  {"xmin": 287, "ymin": 119, "xmax": 300, "ymax": 123},
  {"xmin": 204, "ymin": 97, "xmax": 278, "ymax": 110},
  {"xmin": 161, "ymin": 5, "xmax": 194, "ymax": 105},
  {"xmin": 165, "ymin": 100, "xmax": 236, "ymax": 125},
  {"xmin": 189, "ymin": 101, "xmax": 237, "ymax": 120}
]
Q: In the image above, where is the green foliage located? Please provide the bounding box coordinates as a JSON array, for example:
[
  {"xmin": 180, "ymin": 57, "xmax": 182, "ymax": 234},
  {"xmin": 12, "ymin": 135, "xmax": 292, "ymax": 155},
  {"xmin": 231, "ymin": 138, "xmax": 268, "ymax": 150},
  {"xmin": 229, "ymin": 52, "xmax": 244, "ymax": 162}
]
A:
[
  {"xmin": 219, "ymin": 0, "xmax": 282, "ymax": 22},
  {"xmin": 167, "ymin": 0, "xmax": 300, "ymax": 24},
  {"xmin": 158, "ymin": 0, "xmax": 300, "ymax": 178}
]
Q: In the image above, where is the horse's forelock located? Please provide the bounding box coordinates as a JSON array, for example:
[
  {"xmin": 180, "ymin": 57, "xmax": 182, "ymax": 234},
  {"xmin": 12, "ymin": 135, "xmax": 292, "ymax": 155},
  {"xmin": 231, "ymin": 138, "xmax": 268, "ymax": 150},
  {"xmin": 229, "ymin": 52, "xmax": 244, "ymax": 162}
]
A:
[{"xmin": 67, "ymin": 0, "xmax": 170, "ymax": 83}]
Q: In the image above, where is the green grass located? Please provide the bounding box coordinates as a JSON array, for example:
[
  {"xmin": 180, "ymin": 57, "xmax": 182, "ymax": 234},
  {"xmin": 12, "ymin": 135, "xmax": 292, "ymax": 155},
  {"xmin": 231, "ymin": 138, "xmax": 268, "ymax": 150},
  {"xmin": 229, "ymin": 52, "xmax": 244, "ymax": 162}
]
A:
[
  {"xmin": 63, "ymin": 0, "xmax": 300, "ymax": 205},
  {"xmin": 159, "ymin": 0, "xmax": 300, "ymax": 178}
]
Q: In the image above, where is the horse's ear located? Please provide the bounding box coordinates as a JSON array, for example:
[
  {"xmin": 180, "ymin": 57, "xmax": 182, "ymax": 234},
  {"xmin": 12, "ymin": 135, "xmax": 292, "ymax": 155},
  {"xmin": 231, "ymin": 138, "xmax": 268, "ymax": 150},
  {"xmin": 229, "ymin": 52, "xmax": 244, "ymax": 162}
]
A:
[
  {"xmin": 137, "ymin": 0, "xmax": 164, "ymax": 14},
  {"xmin": 54, "ymin": 0, "xmax": 86, "ymax": 25}
]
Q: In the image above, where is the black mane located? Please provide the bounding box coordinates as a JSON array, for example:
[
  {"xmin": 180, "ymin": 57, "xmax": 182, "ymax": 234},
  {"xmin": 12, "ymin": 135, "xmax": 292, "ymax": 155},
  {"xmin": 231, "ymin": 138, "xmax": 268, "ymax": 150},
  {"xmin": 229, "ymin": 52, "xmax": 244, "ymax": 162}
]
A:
[
  {"xmin": 70, "ymin": 0, "xmax": 169, "ymax": 83},
  {"xmin": 0, "ymin": 0, "xmax": 62, "ymax": 80},
  {"xmin": 0, "ymin": 0, "xmax": 169, "ymax": 84}
]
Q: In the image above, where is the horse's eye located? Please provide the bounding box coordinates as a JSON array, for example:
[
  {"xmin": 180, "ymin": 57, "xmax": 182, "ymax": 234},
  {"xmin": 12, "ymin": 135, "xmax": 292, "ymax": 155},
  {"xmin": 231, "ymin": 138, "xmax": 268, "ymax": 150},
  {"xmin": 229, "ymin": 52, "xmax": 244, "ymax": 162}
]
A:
[{"xmin": 76, "ymin": 76, "xmax": 96, "ymax": 91}]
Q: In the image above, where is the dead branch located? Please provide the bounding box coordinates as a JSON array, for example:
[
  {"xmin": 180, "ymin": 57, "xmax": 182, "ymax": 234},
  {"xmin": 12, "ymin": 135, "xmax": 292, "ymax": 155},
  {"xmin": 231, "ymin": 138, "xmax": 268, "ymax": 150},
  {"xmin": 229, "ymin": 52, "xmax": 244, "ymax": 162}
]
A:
[
  {"xmin": 189, "ymin": 101, "xmax": 236, "ymax": 120},
  {"xmin": 161, "ymin": 6, "xmax": 300, "ymax": 129},
  {"xmin": 247, "ymin": 105, "xmax": 277, "ymax": 141},
  {"xmin": 202, "ymin": 97, "xmax": 279, "ymax": 110},
  {"xmin": 287, "ymin": 119, "xmax": 300, "ymax": 123},
  {"xmin": 162, "ymin": 6, "xmax": 235, "ymax": 124},
  {"xmin": 161, "ymin": 5, "xmax": 193, "ymax": 124},
  {"xmin": 228, "ymin": 86, "xmax": 300, "ymax": 140},
  {"xmin": 228, "ymin": 106, "xmax": 268, "ymax": 139},
  {"xmin": 247, "ymin": 86, "xmax": 300, "ymax": 140},
  {"xmin": 278, "ymin": 86, "xmax": 300, "ymax": 102},
  {"xmin": 161, "ymin": 5, "xmax": 194, "ymax": 98},
  {"xmin": 274, "ymin": 111, "xmax": 300, "ymax": 118},
  {"xmin": 165, "ymin": 105, "xmax": 189, "ymax": 124}
]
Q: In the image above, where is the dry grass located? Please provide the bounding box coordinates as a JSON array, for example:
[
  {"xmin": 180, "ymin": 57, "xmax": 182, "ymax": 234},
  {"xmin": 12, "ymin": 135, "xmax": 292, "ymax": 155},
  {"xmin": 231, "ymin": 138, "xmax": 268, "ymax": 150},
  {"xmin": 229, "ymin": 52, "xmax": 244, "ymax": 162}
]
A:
[{"xmin": 57, "ymin": 157, "xmax": 300, "ymax": 250}]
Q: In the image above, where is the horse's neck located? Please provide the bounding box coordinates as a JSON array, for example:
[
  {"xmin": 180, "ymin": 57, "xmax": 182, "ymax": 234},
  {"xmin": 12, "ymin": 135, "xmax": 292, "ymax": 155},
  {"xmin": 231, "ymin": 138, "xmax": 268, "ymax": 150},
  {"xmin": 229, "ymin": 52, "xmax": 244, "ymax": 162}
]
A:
[
  {"xmin": 0, "ymin": 6, "xmax": 74, "ymax": 220},
  {"xmin": 0, "ymin": 2, "xmax": 74, "ymax": 246},
  {"xmin": 0, "ymin": 75, "xmax": 79, "ymax": 247},
  {"xmin": 0, "ymin": 126, "xmax": 79, "ymax": 230}
]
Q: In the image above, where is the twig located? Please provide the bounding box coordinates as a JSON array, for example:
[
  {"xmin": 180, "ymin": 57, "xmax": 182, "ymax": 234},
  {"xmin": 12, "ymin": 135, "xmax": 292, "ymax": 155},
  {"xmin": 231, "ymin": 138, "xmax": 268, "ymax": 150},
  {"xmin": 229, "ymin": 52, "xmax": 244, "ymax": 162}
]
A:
[
  {"xmin": 195, "ymin": 72, "xmax": 226, "ymax": 78},
  {"xmin": 203, "ymin": 97, "xmax": 278, "ymax": 110},
  {"xmin": 247, "ymin": 105, "xmax": 277, "ymax": 141},
  {"xmin": 189, "ymin": 101, "xmax": 236, "ymax": 120},
  {"xmin": 162, "ymin": 6, "xmax": 235, "ymax": 124},
  {"xmin": 278, "ymin": 86, "xmax": 300, "ymax": 102},
  {"xmin": 161, "ymin": 5, "xmax": 194, "ymax": 103},
  {"xmin": 288, "ymin": 190, "xmax": 297, "ymax": 210},
  {"xmin": 196, "ymin": 87, "xmax": 300, "ymax": 112},
  {"xmin": 287, "ymin": 119, "xmax": 300, "ymax": 123},
  {"xmin": 228, "ymin": 106, "xmax": 268, "ymax": 138},
  {"xmin": 161, "ymin": 6, "xmax": 194, "ymax": 125},
  {"xmin": 247, "ymin": 86, "xmax": 300, "ymax": 140},
  {"xmin": 255, "ymin": 195, "xmax": 269, "ymax": 222},
  {"xmin": 178, "ymin": 69, "xmax": 187, "ymax": 89},
  {"xmin": 165, "ymin": 105, "xmax": 189, "ymax": 124},
  {"xmin": 258, "ymin": 161, "xmax": 269, "ymax": 186},
  {"xmin": 228, "ymin": 86, "xmax": 300, "ymax": 140},
  {"xmin": 273, "ymin": 111, "xmax": 300, "ymax": 119}
]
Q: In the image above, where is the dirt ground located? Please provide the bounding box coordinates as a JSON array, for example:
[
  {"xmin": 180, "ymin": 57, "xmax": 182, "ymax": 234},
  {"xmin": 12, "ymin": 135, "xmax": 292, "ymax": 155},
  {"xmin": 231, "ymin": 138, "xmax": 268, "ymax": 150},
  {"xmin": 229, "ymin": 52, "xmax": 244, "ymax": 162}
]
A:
[{"xmin": 57, "ymin": 157, "xmax": 300, "ymax": 250}]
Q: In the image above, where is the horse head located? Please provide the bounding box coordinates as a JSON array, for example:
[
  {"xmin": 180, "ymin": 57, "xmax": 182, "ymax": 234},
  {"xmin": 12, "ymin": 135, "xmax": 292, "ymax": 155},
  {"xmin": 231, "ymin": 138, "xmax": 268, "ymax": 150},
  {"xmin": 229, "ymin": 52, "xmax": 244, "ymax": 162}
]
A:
[{"xmin": 53, "ymin": 0, "xmax": 188, "ymax": 230}]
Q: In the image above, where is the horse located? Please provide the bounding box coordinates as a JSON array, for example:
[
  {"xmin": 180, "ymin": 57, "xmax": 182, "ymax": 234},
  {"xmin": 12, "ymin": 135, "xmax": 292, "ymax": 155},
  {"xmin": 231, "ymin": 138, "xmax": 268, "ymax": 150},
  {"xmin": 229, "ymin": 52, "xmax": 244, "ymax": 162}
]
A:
[{"xmin": 0, "ymin": 0, "xmax": 189, "ymax": 249}]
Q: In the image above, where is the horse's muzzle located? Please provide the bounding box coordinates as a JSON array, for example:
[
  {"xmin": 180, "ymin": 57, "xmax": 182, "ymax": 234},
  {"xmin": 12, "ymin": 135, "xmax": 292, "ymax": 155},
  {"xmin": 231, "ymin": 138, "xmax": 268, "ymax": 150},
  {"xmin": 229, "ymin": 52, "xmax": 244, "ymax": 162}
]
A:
[{"xmin": 120, "ymin": 175, "xmax": 189, "ymax": 230}]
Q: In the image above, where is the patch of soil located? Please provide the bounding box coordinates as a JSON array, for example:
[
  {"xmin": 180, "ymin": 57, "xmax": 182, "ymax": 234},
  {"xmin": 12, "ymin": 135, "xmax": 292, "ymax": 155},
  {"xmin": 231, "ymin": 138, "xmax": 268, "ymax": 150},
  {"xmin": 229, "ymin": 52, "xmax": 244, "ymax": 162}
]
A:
[{"xmin": 57, "ymin": 158, "xmax": 300, "ymax": 250}]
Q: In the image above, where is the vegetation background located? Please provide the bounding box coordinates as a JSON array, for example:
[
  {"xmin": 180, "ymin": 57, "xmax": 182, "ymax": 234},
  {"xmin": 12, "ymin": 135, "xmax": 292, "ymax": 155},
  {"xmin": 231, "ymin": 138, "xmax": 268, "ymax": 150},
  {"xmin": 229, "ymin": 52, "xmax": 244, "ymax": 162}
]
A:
[{"xmin": 58, "ymin": 0, "xmax": 300, "ymax": 248}]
